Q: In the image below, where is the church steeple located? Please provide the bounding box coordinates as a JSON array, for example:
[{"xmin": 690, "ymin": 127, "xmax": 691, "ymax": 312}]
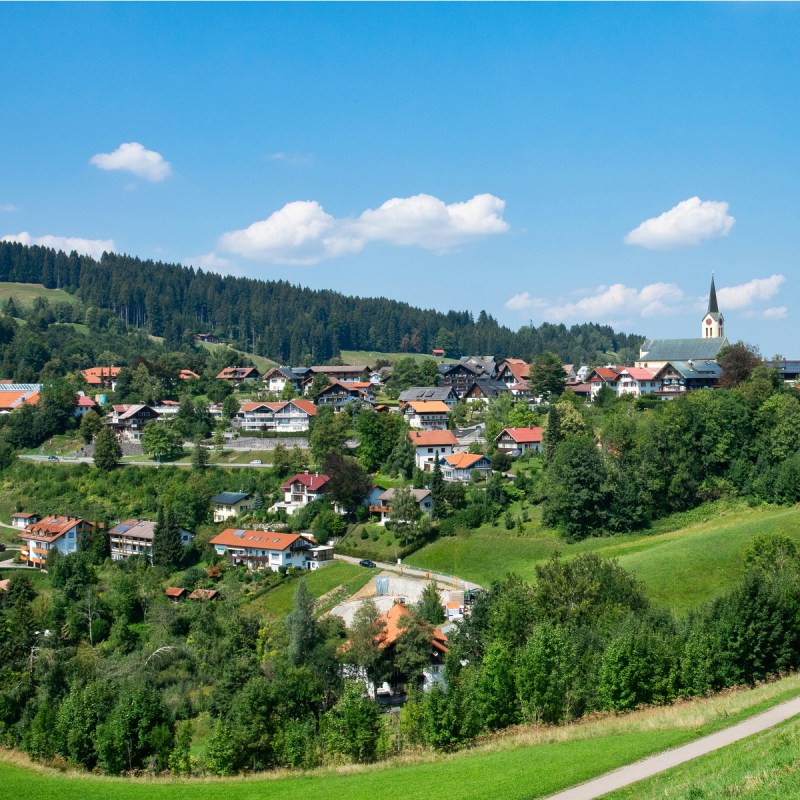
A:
[{"xmin": 702, "ymin": 274, "xmax": 724, "ymax": 338}]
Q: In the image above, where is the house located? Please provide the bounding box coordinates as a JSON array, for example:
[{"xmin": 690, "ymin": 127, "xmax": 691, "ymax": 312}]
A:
[
  {"xmin": 307, "ymin": 545, "xmax": 335, "ymax": 570},
  {"xmin": 348, "ymin": 602, "xmax": 449, "ymax": 698},
  {"xmin": 235, "ymin": 398, "xmax": 316, "ymax": 432},
  {"xmin": 152, "ymin": 400, "xmax": 180, "ymax": 417},
  {"xmin": 438, "ymin": 360, "xmax": 488, "ymax": 397},
  {"xmin": 408, "ymin": 429, "xmax": 458, "ymax": 471},
  {"xmin": 441, "ymin": 453, "xmax": 493, "ymax": 483},
  {"xmin": 398, "ymin": 386, "xmax": 458, "ymax": 408},
  {"xmin": 179, "ymin": 369, "xmax": 200, "ymax": 380},
  {"xmin": 107, "ymin": 404, "xmax": 159, "ymax": 441},
  {"xmin": 216, "ymin": 366, "xmax": 260, "ymax": 385},
  {"xmin": 463, "ymin": 380, "xmax": 510, "ymax": 403},
  {"xmin": 273, "ymin": 472, "xmax": 331, "ymax": 514},
  {"xmin": 19, "ymin": 515, "xmax": 90, "ymax": 568},
  {"xmin": 586, "ymin": 366, "xmax": 625, "ymax": 400},
  {"xmin": 565, "ymin": 381, "xmax": 593, "ymax": 401},
  {"xmin": 766, "ymin": 360, "xmax": 800, "ymax": 385},
  {"xmin": 108, "ymin": 519, "xmax": 193, "ymax": 562},
  {"xmin": 496, "ymin": 358, "xmax": 531, "ymax": 387},
  {"xmin": 315, "ymin": 380, "xmax": 376, "ymax": 409},
  {"xmin": 74, "ymin": 393, "xmax": 97, "ymax": 418},
  {"xmin": 209, "ymin": 528, "xmax": 313, "ymax": 571},
  {"xmin": 402, "ymin": 400, "xmax": 451, "ymax": 430},
  {"xmin": 653, "ymin": 360, "xmax": 723, "ymax": 398},
  {"xmin": 11, "ymin": 512, "xmax": 39, "ymax": 529},
  {"xmin": 306, "ymin": 365, "xmax": 371, "ymax": 384},
  {"xmin": 495, "ymin": 427, "xmax": 543, "ymax": 455},
  {"xmin": 194, "ymin": 333, "xmax": 220, "ymax": 344},
  {"xmin": 613, "ymin": 367, "xmax": 658, "ymax": 398},
  {"xmin": 211, "ymin": 492, "xmax": 253, "ymax": 523},
  {"xmin": 263, "ymin": 367, "xmax": 303, "ymax": 394},
  {"xmin": 508, "ymin": 381, "xmax": 534, "ymax": 401},
  {"xmin": 82, "ymin": 367, "xmax": 121, "ymax": 390},
  {"xmin": 370, "ymin": 488, "xmax": 433, "ymax": 524},
  {"xmin": 165, "ymin": 587, "xmax": 186, "ymax": 601},
  {"xmin": 0, "ymin": 385, "xmax": 41, "ymax": 413}
]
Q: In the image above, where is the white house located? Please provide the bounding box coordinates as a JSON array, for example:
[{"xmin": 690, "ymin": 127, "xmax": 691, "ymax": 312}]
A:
[
  {"xmin": 273, "ymin": 472, "xmax": 331, "ymax": 515},
  {"xmin": 19, "ymin": 515, "xmax": 90, "ymax": 568},
  {"xmin": 402, "ymin": 400, "xmax": 451, "ymax": 430},
  {"xmin": 441, "ymin": 453, "xmax": 493, "ymax": 483},
  {"xmin": 211, "ymin": 492, "xmax": 253, "ymax": 523},
  {"xmin": 495, "ymin": 427, "xmax": 543, "ymax": 455},
  {"xmin": 209, "ymin": 528, "xmax": 313, "ymax": 571},
  {"xmin": 408, "ymin": 430, "xmax": 458, "ymax": 471},
  {"xmin": 612, "ymin": 367, "xmax": 658, "ymax": 398},
  {"xmin": 108, "ymin": 518, "xmax": 194, "ymax": 562},
  {"xmin": 371, "ymin": 488, "xmax": 433, "ymax": 524},
  {"xmin": 236, "ymin": 399, "xmax": 316, "ymax": 432},
  {"xmin": 263, "ymin": 367, "xmax": 303, "ymax": 395},
  {"xmin": 10, "ymin": 512, "xmax": 39, "ymax": 530}
]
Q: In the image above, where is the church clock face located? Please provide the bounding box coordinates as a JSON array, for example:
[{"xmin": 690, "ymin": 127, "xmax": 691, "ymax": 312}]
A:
[{"xmin": 706, "ymin": 319, "xmax": 712, "ymax": 326}]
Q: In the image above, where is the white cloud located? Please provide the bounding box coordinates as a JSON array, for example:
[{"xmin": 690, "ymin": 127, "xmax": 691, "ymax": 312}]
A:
[
  {"xmin": 90, "ymin": 142, "xmax": 172, "ymax": 182},
  {"xmin": 1, "ymin": 231, "xmax": 114, "ymax": 259},
  {"xmin": 504, "ymin": 291, "xmax": 547, "ymax": 312},
  {"xmin": 762, "ymin": 306, "xmax": 788, "ymax": 319},
  {"xmin": 624, "ymin": 197, "xmax": 735, "ymax": 249},
  {"xmin": 183, "ymin": 252, "xmax": 232, "ymax": 270},
  {"xmin": 717, "ymin": 274, "xmax": 785, "ymax": 310},
  {"xmin": 0, "ymin": 203, "xmax": 17, "ymax": 213},
  {"xmin": 219, "ymin": 193, "xmax": 508, "ymax": 265},
  {"xmin": 268, "ymin": 151, "xmax": 315, "ymax": 166}
]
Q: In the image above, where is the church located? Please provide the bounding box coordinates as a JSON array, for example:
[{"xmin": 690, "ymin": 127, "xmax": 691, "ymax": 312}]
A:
[{"xmin": 635, "ymin": 277, "xmax": 729, "ymax": 371}]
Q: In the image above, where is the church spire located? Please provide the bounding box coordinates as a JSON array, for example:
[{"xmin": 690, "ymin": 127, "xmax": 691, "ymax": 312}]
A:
[{"xmin": 708, "ymin": 274, "xmax": 719, "ymax": 314}]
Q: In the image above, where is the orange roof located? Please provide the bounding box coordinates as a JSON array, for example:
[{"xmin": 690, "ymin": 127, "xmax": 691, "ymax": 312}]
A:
[
  {"xmin": 0, "ymin": 579, "xmax": 8, "ymax": 592},
  {"xmin": 21, "ymin": 515, "xmax": 84, "ymax": 543},
  {"xmin": 165, "ymin": 587, "xmax": 186, "ymax": 598},
  {"xmin": 210, "ymin": 528, "xmax": 304, "ymax": 551},
  {"xmin": 500, "ymin": 358, "xmax": 530, "ymax": 382},
  {"xmin": 376, "ymin": 602, "xmax": 449, "ymax": 652},
  {"xmin": 189, "ymin": 588, "xmax": 219, "ymax": 600},
  {"xmin": 405, "ymin": 401, "xmax": 451, "ymax": 414},
  {"xmin": 179, "ymin": 369, "xmax": 200, "ymax": 380},
  {"xmin": 287, "ymin": 398, "xmax": 317, "ymax": 416},
  {"xmin": 0, "ymin": 390, "xmax": 39, "ymax": 410},
  {"xmin": 444, "ymin": 453, "xmax": 489, "ymax": 469},
  {"xmin": 408, "ymin": 430, "xmax": 458, "ymax": 447},
  {"xmin": 82, "ymin": 367, "xmax": 121, "ymax": 385},
  {"xmin": 216, "ymin": 367, "xmax": 258, "ymax": 380}
]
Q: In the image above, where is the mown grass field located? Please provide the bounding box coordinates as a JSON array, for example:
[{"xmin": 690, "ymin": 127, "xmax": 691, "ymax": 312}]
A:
[
  {"xmin": 3, "ymin": 673, "xmax": 800, "ymax": 800},
  {"xmin": 197, "ymin": 341, "xmax": 278, "ymax": 373},
  {"xmin": 406, "ymin": 502, "xmax": 800, "ymax": 614},
  {"xmin": 0, "ymin": 281, "xmax": 79, "ymax": 307}
]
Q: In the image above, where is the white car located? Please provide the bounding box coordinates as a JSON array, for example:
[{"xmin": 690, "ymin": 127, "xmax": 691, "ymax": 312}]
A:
[{"xmin": 250, "ymin": 459, "xmax": 263, "ymax": 465}]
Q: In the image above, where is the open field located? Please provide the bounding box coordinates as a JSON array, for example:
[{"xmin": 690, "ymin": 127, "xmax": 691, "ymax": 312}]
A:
[
  {"xmin": 198, "ymin": 341, "xmax": 278, "ymax": 373},
  {"xmin": 255, "ymin": 560, "xmax": 373, "ymax": 618},
  {"xmin": 338, "ymin": 350, "xmax": 457, "ymax": 365},
  {"xmin": 2, "ymin": 673, "xmax": 800, "ymax": 800},
  {"xmin": 406, "ymin": 502, "xmax": 800, "ymax": 614},
  {"xmin": 608, "ymin": 714, "xmax": 800, "ymax": 799},
  {"xmin": 0, "ymin": 281, "xmax": 79, "ymax": 307}
]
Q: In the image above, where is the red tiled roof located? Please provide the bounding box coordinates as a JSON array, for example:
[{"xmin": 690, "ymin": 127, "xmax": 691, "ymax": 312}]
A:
[
  {"xmin": 21, "ymin": 515, "xmax": 84, "ymax": 543},
  {"xmin": 407, "ymin": 430, "xmax": 458, "ymax": 447},
  {"xmin": 404, "ymin": 400, "xmax": 451, "ymax": 414},
  {"xmin": 165, "ymin": 587, "xmax": 186, "ymax": 598},
  {"xmin": 216, "ymin": 367, "xmax": 258, "ymax": 380},
  {"xmin": 498, "ymin": 427, "xmax": 543, "ymax": 444},
  {"xmin": 376, "ymin": 603, "xmax": 448, "ymax": 652},
  {"xmin": 189, "ymin": 588, "xmax": 219, "ymax": 600},
  {"xmin": 500, "ymin": 358, "xmax": 530, "ymax": 382},
  {"xmin": 82, "ymin": 367, "xmax": 121, "ymax": 385},
  {"xmin": 179, "ymin": 370, "xmax": 200, "ymax": 380},
  {"xmin": 616, "ymin": 368, "xmax": 655, "ymax": 381},
  {"xmin": 0, "ymin": 390, "xmax": 40, "ymax": 410},
  {"xmin": 76, "ymin": 395, "xmax": 96, "ymax": 407},
  {"xmin": 444, "ymin": 453, "xmax": 489, "ymax": 469},
  {"xmin": 280, "ymin": 472, "xmax": 330, "ymax": 491},
  {"xmin": 210, "ymin": 528, "xmax": 305, "ymax": 552}
]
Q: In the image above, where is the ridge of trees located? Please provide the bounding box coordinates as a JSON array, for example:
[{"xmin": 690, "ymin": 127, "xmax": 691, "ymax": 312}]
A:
[{"xmin": 0, "ymin": 241, "xmax": 643, "ymax": 364}]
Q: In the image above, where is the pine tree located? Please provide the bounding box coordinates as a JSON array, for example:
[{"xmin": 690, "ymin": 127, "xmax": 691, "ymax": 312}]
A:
[
  {"xmin": 93, "ymin": 426, "xmax": 122, "ymax": 470},
  {"xmin": 430, "ymin": 452, "xmax": 446, "ymax": 519},
  {"xmin": 191, "ymin": 434, "xmax": 209, "ymax": 470},
  {"xmin": 286, "ymin": 581, "xmax": 320, "ymax": 666},
  {"xmin": 152, "ymin": 506, "xmax": 184, "ymax": 569},
  {"xmin": 543, "ymin": 405, "xmax": 561, "ymax": 462}
]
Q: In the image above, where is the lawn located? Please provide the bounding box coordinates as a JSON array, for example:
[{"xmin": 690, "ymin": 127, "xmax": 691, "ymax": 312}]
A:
[
  {"xmin": 198, "ymin": 342, "xmax": 278, "ymax": 373},
  {"xmin": 3, "ymin": 673, "xmax": 800, "ymax": 800},
  {"xmin": 0, "ymin": 281, "xmax": 80, "ymax": 307},
  {"xmin": 254, "ymin": 561, "xmax": 373, "ymax": 618},
  {"xmin": 338, "ymin": 350, "xmax": 457, "ymax": 365},
  {"xmin": 406, "ymin": 502, "xmax": 800, "ymax": 614}
]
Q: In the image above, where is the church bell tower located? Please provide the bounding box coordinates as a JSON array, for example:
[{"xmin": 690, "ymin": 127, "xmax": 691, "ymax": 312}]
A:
[{"xmin": 702, "ymin": 275, "xmax": 724, "ymax": 338}]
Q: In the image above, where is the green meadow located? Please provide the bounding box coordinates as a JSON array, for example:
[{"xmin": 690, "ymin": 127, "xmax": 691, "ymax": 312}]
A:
[{"xmin": 0, "ymin": 281, "xmax": 79, "ymax": 307}]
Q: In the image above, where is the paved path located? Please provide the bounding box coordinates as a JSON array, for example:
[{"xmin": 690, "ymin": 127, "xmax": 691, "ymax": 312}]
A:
[
  {"xmin": 334, "ymin": 553, "xmax": 481, "ymax": 591},
  {"xmin": 543, "ymin": 696, "xmax": 800, "ymax": 800}
]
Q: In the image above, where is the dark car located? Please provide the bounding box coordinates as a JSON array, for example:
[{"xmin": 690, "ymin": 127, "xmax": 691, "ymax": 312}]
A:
[
  {"xmin": 359, "ymin": 559, "xmax": 377, "ymax": 568},
  {"xmin": 47, "ymin": 455, "xmax": 59, "ymax": 461}
]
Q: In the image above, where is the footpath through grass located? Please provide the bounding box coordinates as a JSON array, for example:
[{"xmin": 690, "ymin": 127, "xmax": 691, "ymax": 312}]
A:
[
  {"xmin": 3, "ymin": 674, "xmax": 800, "ymax": 800},
  {"xmin": 406, "ymin": 503, "xmax": 800, "ymax": 614}
]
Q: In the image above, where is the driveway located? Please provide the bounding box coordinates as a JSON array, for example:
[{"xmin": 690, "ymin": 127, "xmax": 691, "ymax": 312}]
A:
[
  {"xmin": 334, "ymin": 553, "xmax": 481, "ymax": 591},
  {"xmin": 543, "ymin": 696, "xmax": 800, "ymax": 799}
]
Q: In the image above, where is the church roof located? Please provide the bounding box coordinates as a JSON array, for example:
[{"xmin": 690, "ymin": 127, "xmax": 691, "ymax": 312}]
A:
[
  {"xmin": 708, "ymin": 275, "xmax": 719, "ymax": 314},
  {"xmin": 639, "ymin": 338, "xmax": 727, "ymax": 362}
]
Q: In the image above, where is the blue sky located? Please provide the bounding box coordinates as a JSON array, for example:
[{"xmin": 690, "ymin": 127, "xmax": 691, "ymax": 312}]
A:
[{"xmin": 1, "ymin": 3, "xmax": 798, "ymax": 356}]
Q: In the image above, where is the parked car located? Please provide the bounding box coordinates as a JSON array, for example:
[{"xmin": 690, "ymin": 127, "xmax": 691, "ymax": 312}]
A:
[
  {"xmin": 359, "ymin": 559, "xmax": 377, "ymax": 568},
  {"xmin": 250, "ymin": 459, "xmax": 263, "ymax": 465},
  {"xmin": 47, "ymin": 455, "xmax": 59, "ymax": 461}
]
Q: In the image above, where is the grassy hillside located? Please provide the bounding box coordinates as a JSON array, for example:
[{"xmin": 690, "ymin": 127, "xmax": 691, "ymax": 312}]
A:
[
  {"xmin": 406, "ymin": 502, "xmax": 800, "ymax": 614},
  {"xmin": 0, "ymin": 281, "xmax": 79, "ymax": 307},
  {"xmin": 198, "ymin": 341, "xmax": 278, "ymax": 373},
  {"xmin": 2, "ymin": 673, "xmax": 799, "ymax": 800},
  {"xmin": 338, "ymin": 350, "xmax": 457, "ymax": 365}
]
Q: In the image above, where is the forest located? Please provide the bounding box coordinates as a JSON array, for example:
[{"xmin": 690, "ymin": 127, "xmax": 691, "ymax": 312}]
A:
[{"xmin": 0, "ymin": 241, "xmax": 643, "ymax": 364}]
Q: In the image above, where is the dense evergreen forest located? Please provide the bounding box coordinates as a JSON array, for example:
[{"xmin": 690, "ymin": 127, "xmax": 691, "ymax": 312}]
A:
[{"xmin": 0, "ymin": 241, "xmax": 643, "ymax": 364}]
